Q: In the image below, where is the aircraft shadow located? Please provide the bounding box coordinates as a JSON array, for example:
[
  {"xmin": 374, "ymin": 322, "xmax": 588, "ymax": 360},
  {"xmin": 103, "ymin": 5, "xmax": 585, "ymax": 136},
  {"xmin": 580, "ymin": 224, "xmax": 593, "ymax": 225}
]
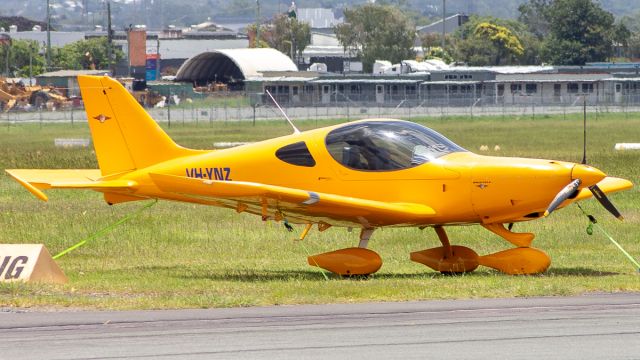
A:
[
  {"xmin": 126, "ymin": 265, "xmax": 619, "ymax": 282},
  {"xmin": 544, "ymin": 267, "xmax": 619, "ymax": 277}
]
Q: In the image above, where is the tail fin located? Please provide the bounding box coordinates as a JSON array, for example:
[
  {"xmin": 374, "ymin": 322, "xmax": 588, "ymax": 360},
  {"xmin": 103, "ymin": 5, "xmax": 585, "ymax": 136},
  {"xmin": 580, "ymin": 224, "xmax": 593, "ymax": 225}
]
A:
[{"xmin": 79, "ymin": 75, "xmax": 199, "ymax": 176}]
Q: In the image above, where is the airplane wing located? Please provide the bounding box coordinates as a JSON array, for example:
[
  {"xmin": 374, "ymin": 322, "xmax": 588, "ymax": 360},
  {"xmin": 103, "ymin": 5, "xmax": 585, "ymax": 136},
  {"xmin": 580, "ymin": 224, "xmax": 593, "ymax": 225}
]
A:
[
  {"xmin": 149, "ymin": 173, "xmax": 436, "ymax": 227},
  {"xmin": 5, "ymin": 169, "xmax": 137, "ymax": 202},
  {"xmin": 574, "ymin": 177, "xmax": 633, "ymax": 201}
]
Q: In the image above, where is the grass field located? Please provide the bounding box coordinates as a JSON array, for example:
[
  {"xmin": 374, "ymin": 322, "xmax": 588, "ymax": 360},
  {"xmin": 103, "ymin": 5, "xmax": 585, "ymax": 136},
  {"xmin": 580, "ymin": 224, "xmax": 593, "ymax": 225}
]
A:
[{"xmin": 1, "ymin": 112, "xmax": 639, "ymax": 310}]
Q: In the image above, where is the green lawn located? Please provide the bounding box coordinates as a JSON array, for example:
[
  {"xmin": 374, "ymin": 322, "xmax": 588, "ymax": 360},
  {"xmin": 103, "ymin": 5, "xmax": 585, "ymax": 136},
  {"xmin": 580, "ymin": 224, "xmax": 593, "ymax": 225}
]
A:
[{"xmin": 1, "ymin": 112, "xmax": 639, "ymax": 309}]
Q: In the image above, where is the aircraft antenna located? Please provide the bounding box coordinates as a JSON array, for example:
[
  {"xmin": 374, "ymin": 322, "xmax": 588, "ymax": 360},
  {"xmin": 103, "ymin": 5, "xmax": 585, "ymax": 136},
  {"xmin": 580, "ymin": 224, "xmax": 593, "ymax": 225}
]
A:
[
  {"xmin": 265, "ymin": 90, "xmax": 300, "ymax": 134},
  {"xmin": 582, "ymin": 95, "xmax": 587, "ymax": 164}
]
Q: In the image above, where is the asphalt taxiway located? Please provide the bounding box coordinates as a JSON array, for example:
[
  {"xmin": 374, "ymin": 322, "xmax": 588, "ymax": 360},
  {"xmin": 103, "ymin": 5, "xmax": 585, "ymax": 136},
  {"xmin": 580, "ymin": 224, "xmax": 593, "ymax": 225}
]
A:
[{"xmin": 1, "ymin": 293, "xmax": 639, "ymax": 359}]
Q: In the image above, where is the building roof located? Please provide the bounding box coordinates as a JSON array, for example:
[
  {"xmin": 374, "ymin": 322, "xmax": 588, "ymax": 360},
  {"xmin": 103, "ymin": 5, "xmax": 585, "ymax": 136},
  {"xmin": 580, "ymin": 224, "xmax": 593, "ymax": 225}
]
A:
[
  {"xmin": 297, "ymin": 8, "xmax": 343, "ymax": 29},
  {"xmin": 36, "ymin": 69, "xmax": 109, "ymax": 78},
  {"xmin": 310, "ymin": 78, "xmax": 422, "ymax": 84},
  {"xmin": 174, "ymin": 48, "xmax": 298, "ymax": 84},
  {"xmin": 151, "ymin": 38, "xmax": 249, "ymax": 60},
  {"xmin": 302, "ymin": 45, "xmax": 351, "ymax": 58},
  {"xmin": 417, "ymin": 14, "xmax": 469, "ymax": 34},
  {"xmin": 1, "ymin": 30, "xmax": 85, "ymax": 47}
]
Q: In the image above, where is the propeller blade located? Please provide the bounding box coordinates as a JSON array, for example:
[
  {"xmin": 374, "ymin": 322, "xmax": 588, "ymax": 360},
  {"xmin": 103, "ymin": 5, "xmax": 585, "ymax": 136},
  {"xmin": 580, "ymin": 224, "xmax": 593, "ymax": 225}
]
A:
[
  {"xmin": 544, "ymin": 179, "xmax": 581, "ymax": 217},
  {"xmin": 589, "ymin": 185, "xmax": 624, "ymax": 220}
]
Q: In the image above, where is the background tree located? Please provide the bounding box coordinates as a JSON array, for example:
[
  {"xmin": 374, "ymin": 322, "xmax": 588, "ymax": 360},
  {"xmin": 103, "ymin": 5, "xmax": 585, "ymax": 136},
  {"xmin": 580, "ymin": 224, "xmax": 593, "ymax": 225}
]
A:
[
  {"xmin": 424, "ymin": 47, "xmax": 453, "ymax": 63},
  {"xmin": 246, "ymin": 24, "xmax": 271, "ymax": 48},
  {"xmin": 334, "ymin": 4, "xmax": 416, "ymax": 72},
  {"xmin": 474, "ymin": 22, "xmax": 524, "ymax": 65},
  {"xmin": 421, "ymin": 33, "xmax": 454, "ymax": 63},
  {"xmin": 0, "ymin": 39, "xmax": 45, "ymax": 77},
  {"xmin": 452, "ymin": 16, "xmax": 537, "ymax": 66},
  {"xmin": 52, "ymin": 37, "xmax": 123, "ymax": 71},
  {"xmin": 517, "ymin": 0, "xmax": 552, "ymax": 38},
  {"xmin": 535, "ymin": 0, "xmax": 617, "ymax": 65},
  {"xmin": 420, "ymin": 33, "xmax": 443, "ymax": 50},
  {"xmin": 619, "ymin": 11, "xmax": 640, "ymax": 59},
  {"xmin": 268, "ymin": 14, "xmax": 311, "ymax": 62}
]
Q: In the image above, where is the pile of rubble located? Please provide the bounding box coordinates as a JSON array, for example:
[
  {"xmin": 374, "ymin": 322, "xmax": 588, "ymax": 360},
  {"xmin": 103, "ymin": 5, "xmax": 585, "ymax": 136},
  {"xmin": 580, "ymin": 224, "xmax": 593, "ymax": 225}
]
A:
[{"xmin": 0, "ymin": 78, "xmax": 70, "ymax": 112}]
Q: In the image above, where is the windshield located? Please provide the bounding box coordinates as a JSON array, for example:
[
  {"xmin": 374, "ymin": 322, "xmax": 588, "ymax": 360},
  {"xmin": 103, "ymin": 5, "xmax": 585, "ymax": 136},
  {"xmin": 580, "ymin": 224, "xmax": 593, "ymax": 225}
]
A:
[{"xmin": 325, "ymin": 120, "xmax": 466, "ymax": 171}]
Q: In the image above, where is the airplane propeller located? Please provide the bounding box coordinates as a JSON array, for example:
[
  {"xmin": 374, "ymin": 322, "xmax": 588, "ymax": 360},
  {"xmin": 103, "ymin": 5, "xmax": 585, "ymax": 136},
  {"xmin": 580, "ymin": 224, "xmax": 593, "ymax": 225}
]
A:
[
  {"xmin": 544, "ymin": 179, "xmax": 581, "ymax": 217},
  {"xmin": 588, "ymin": 184, "xmax": 624, "ymax": 220},
  {"xmin": 544, "ymin": 175, "xmax": 624, "ymax": 220}
]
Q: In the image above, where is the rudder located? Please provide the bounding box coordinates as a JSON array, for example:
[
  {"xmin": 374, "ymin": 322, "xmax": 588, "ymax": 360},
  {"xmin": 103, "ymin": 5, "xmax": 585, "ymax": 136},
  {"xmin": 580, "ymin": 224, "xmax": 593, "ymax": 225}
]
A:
[{"xmin": 78, "ymin": 75, "xmax": 198, "ymax": 176}]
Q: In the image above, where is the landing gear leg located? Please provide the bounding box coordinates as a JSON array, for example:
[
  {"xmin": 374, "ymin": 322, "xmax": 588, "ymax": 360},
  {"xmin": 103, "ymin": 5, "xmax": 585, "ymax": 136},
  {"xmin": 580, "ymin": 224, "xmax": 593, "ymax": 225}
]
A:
[{"xmin": 410, "ymin": 226, "xmax": 479, "ymax": 274}]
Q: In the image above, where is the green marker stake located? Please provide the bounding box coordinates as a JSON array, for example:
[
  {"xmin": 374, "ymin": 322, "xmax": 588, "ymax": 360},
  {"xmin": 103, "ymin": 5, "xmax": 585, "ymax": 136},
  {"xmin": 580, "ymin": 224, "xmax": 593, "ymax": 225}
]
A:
[{"xmin": 577, "ymin": 204, "xmax": 640, "ymax": 273}]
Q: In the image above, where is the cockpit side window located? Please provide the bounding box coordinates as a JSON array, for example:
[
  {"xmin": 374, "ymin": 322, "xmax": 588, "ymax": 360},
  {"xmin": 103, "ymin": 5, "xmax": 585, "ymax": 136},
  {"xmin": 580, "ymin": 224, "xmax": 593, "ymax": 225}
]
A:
[
  {"xmin": 325, "ymin": 121, "xmax": 465, "ymax": 171},
  {"xmin": 275, "ymin": 141, "xmax": 316, "ymax": 167}
]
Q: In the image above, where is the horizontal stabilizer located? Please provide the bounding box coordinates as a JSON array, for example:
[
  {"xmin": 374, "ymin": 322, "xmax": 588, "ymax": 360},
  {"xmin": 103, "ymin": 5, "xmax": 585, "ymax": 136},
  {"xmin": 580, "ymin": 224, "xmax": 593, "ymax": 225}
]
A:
[
  {"xmin": 149, "ymin": 173, "xmax": 436, "ymax": 226},
  {"xmin": 5, "ymin": 169, "xmax": 137, "ymax": 202}
]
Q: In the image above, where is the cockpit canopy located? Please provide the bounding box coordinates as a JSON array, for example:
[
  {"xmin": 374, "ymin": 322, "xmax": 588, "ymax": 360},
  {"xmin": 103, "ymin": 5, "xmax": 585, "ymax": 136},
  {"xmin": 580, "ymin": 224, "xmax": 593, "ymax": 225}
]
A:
[{"xmin": 325, "ymin": 120, "xmax": 466, "ymax": 171}]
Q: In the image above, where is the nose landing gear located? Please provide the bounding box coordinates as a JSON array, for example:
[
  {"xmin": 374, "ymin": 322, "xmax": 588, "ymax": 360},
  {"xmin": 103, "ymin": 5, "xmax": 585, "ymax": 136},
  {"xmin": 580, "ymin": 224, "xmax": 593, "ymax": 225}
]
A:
[{"xmin": 411, "ymin": 225, "xmax": 551, "ymax": 275}]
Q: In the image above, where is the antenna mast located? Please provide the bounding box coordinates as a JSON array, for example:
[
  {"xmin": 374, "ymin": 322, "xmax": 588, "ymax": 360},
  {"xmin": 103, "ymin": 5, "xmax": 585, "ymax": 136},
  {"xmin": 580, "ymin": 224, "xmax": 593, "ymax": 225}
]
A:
[
  {"xmin": 582, "ymin": 95, "xmax": 587, "ymax": 164},
  {"xmin": 265, "ymin": 90, "xmax": 300, "ymax": 134}
]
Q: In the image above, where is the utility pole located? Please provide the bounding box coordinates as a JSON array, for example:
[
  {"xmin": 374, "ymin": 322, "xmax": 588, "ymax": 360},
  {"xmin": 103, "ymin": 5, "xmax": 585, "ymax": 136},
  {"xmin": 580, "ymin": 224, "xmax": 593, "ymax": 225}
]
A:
[
  {"xmin": 441, "ymin": 0, "xmax": 446, "ymax": 51},
  {"xmin": 46, "ymin": 0, "xmax": 51, "ymax": 70},
  {"xmin": 4, "ymin": 44, "xmax": 9, "ymax": 77},
  {"xmin": 156, "ymin": 37, "xmax": 160, "ymax": 81},
  {"xmin": 107, "ymin": 0, "xmax": 113, "ymax": 75},
  {"xmin": 255, "ymin": 0, "xmax": 260, "ymax": 47}
]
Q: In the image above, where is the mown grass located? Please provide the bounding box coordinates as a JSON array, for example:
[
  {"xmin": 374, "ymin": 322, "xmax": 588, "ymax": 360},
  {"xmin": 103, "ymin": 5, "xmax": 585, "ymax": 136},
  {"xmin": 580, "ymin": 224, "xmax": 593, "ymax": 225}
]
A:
[{"xmin": 0, "ymin": 112, "xmax": 639, "ymax": 310}]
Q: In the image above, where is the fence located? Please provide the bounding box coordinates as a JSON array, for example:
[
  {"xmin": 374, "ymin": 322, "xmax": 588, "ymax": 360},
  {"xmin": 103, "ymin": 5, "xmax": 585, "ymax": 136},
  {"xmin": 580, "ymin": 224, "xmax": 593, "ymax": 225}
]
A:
[{"xmin": 3, "ymin": 93, "xmax": 640, "ymax": 126}]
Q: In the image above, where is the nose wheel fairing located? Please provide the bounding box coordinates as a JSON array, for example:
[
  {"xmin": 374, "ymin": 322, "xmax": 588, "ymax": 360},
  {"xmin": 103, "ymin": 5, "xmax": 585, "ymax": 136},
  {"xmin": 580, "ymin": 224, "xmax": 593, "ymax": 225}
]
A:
[{"xmin": 410, "ymin": 225, "xmax": 551, "ymax": 275}]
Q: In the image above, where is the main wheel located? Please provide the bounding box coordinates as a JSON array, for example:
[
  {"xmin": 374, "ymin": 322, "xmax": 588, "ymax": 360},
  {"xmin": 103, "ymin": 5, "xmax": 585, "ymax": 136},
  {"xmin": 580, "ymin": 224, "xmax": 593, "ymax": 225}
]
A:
[{"xmin": 410, "ymin": 246, "xmax": 479, "ymax": 274}]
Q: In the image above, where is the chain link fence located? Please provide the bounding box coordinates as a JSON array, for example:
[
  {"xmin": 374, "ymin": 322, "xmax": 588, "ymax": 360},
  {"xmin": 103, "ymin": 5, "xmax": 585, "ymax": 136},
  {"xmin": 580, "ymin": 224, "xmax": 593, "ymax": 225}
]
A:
[{"xmin": 3, "ymin": 92, "xmax": 640, "ymax": 127}]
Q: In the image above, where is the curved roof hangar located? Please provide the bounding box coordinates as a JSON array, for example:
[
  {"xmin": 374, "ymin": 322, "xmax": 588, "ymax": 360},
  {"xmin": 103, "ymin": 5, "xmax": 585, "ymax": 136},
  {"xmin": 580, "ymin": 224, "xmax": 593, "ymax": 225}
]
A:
[{"xmin": 175, "ymin": 48, "xmax": 298, "ymax": 85}]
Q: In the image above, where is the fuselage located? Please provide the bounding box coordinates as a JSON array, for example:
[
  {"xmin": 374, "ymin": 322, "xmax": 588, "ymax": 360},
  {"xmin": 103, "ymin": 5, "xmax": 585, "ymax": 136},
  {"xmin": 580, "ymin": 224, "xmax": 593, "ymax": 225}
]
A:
[{"xmin": 114, "ymin": 119, "xmax": 605, "ymax": 226}]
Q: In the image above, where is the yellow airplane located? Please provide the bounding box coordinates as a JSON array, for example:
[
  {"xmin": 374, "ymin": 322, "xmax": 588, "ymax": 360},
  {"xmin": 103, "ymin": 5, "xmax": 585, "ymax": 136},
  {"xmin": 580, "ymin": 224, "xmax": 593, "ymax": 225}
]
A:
[{"xmin": 6, "ymin": 76, "xmax": 633, "ymax": 276}]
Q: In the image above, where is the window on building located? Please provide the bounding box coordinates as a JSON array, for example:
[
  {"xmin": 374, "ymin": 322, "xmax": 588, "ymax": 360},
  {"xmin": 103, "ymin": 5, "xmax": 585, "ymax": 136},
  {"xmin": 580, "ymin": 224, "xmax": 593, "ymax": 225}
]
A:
[
  {"xmin": 376, "ymin": 85, "xmax": 383, "ymax": 94},
  {"xmin": 582, "ymin": 83, "xmax": 594, "ymax": 93},
  {"xmin": 304, "ymin": 85, "xmax": 314, "ymax": 94},
  {"xmin": 525, "ymin": 83, "xmax": 537, "ymax": 94},
  {"xmin": 275, "ymin": 142, "xmax": 316, "ymax": 167},
  {"xmin": 616, "ymin": 84, "xmax": 621, "ymax": 93},
  {"xmin": 292, "ymin": 86, "xmax": 298, "ymax": 96},
  {"xmin": 391, "ymin": 85, "xmax": 398, "ymax": 95},
  {"xmin": 323, "ymin": 85, "xmax": 329, "ymax": 94},
  {"xmin": 337, "ymin": 85, "xmax": 344, "ymax": 93},
  {"xmin": 510, "ymin": 84, "xmax": 522, "ymax": 93},
  {"xmin": 497, "ymin": 84, "xmax": 505, "ymax": 96},
  {"xmin": 350, "ymin": 84, "xmax": 361, "ymax": 94},
  {"xmin": 567, "ymin": 83, "xmax": 579, "ymax": 93},
  {"xmin": 450, "ymin": 85, "xmax": 458, "ymax": 94},
  {"xmin": 406, "ymin": 85, "xmax": 416, "ymax": 95},
  {"xmin": 554, "ymin": 84, "xmax": 561, "ymax": 96}
]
